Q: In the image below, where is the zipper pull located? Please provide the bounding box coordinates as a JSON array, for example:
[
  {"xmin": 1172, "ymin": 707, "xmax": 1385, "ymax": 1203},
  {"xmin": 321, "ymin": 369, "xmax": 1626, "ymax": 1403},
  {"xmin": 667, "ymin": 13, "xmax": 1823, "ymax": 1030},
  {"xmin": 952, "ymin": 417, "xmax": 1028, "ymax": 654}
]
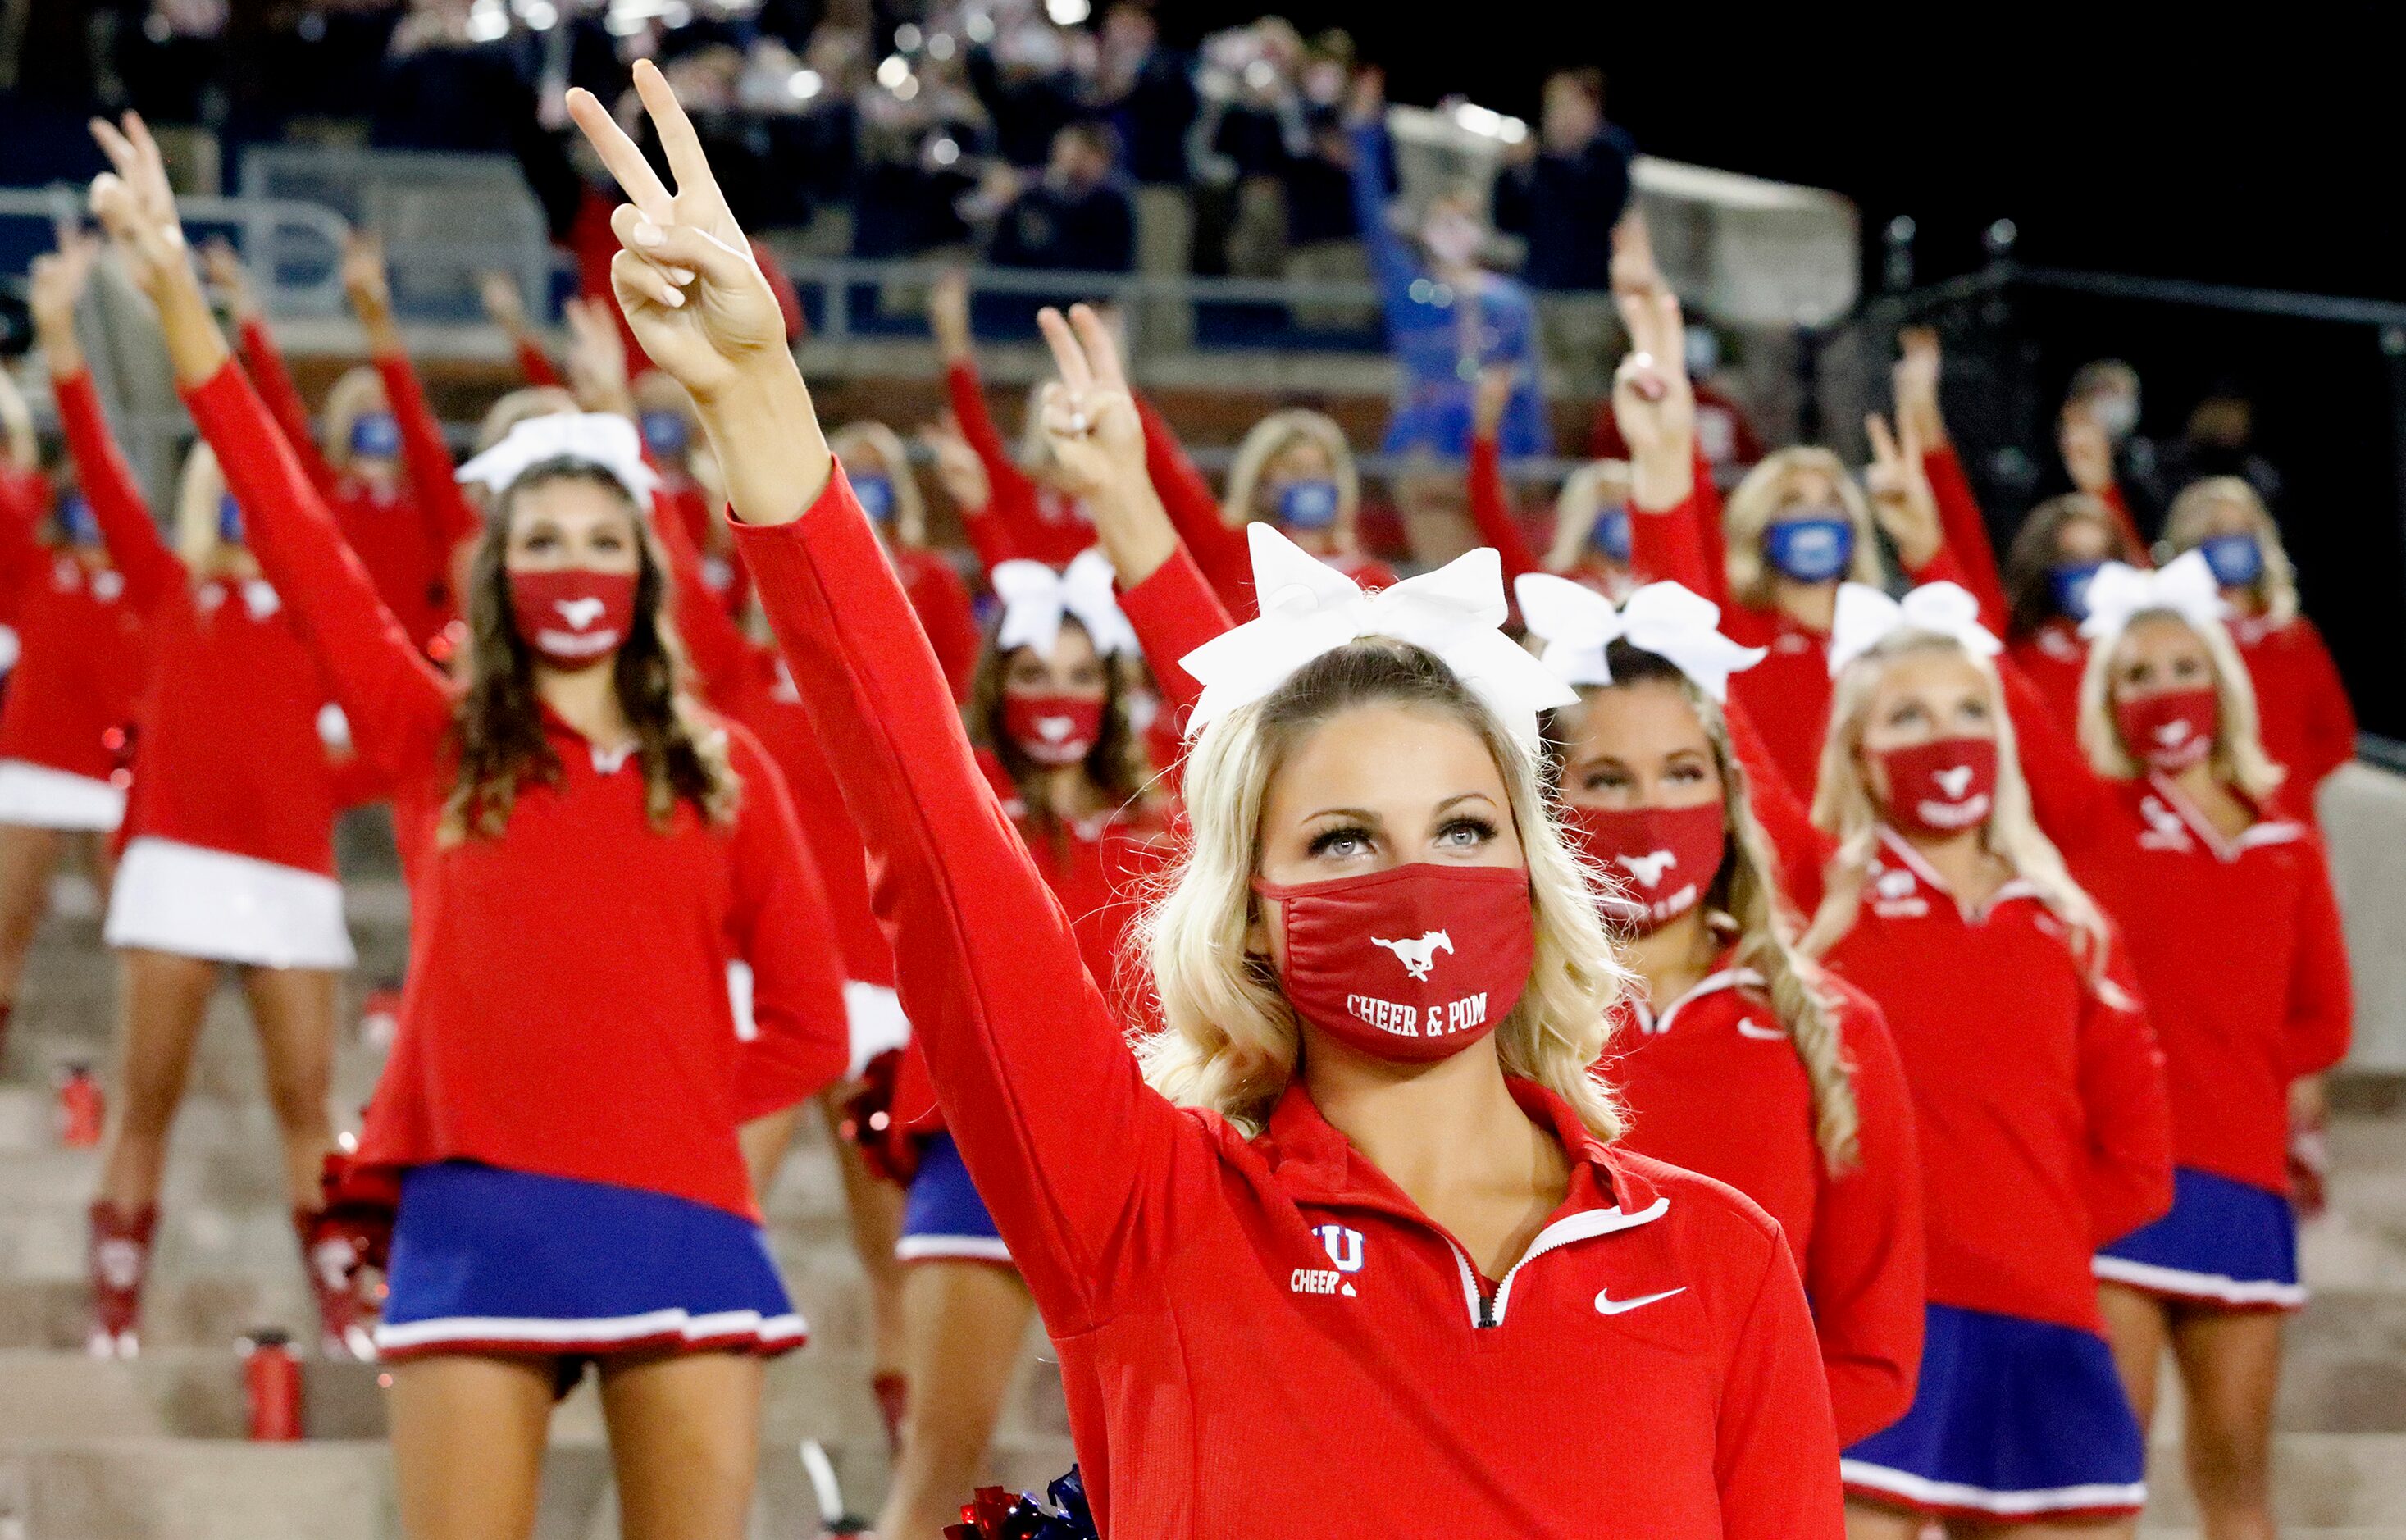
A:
[{"xmin": 1477, "ymin": 1290, "xmax": 1497, "ymax": 1330}]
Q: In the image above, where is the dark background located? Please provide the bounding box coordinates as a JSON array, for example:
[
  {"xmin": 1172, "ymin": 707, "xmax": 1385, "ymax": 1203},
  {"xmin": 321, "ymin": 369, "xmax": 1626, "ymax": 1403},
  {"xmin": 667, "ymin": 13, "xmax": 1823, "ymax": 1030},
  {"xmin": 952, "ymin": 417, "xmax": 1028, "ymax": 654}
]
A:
[{"xmin": 1174, "ymin": 2, "xmax": 2406, "ymax": 738}]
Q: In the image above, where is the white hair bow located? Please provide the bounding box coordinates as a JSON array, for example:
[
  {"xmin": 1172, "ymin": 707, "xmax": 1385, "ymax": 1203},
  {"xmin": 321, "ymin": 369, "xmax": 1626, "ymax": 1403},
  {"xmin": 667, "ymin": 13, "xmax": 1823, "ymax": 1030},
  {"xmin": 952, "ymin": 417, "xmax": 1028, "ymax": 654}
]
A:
[
  {"xmin": 2078, "ymin": 551, "xmax": 2229, "ymax": 642},
  {"xmin": 455, "ymin": 412, "xmax": 660, "ymax": 504},
  {"xmin": 1180, "ymin": 525, "xmax": 1577, "ymax": 743},
  {"xmin": 991, "ymin": 549, "xmax": 1138, "ymax": 658},
  {"xmin": 1513, "ymin": 575, "xmax": 1766, "ymax": 703},
  {"xmin": 1827, "ymin": 580, "xmax": 2000, "ymax": 677}
]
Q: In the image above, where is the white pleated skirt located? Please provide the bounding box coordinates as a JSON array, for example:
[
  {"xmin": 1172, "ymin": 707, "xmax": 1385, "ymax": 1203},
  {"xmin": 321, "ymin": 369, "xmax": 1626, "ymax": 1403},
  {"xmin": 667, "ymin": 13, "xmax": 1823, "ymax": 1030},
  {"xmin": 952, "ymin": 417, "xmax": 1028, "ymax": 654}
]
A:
[
  {"xmin": 103, "ymin": 836, "xmax": 355, "ymax": 969},
  {"xmin": 0, "ymin": 760, "xmax": 125, "ymax": 832}
]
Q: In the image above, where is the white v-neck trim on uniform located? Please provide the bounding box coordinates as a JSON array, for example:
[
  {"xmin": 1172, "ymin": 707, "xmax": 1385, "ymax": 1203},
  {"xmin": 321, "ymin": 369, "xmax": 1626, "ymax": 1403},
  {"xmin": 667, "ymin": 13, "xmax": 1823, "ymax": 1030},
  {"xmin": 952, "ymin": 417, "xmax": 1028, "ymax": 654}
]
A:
[
  {"xmin": 2144, "ymin": 772, "xmax": 2303, "ymax": 863},
  {"xmin": 1875, "ymin": 828, "xmax": 2041, "ymax": 923}
]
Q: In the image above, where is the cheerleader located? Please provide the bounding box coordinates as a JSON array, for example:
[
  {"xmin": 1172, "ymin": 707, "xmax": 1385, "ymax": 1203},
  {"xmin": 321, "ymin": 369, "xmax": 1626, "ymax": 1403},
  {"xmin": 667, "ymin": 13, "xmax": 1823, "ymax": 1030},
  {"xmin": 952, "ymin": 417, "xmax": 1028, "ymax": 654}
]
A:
[
  {"xmin": 39, "ymin": 236, "xmax": 365, "ymax": 1360},
  {"xmin": 2158, "ymin": 477, "xmax": 2356, "ymax": 800},
  {"xmin": 2011, "ymin": 554, "xmax": 2351, "ymax": 1539},
  {"xmin": 1469, "ymin": 365, "xmax": 1635, "ymax": 597},
  {"xmin": 871, "ymin": 552, "xmax": 1168, "ymax": 1539},
  {"xmin": 1514, "ymin": 573, "xmax": 1926, "ymax": 1447},
  {"xmin": 2000, "ymin": 494, "xmax": 2149, "ymax": 736},
  {"xmin": 1132, "ymin": 388, "xmax": 1399, "ymax": 617},
  {"xmin": 0, "ymin": 251, "xmax": 147, "ymax": 1059},
  {"xmin": 87, "ymin": 112, "xmax": 850, "ymax": 1538},
  {"xmin": 571, "ymin": 64, "xmax": 1846, "ymax": 1534},
  {"xmin": 929, "ymin": 267, "xmax": 1097, "ymax": 568},
  {"xmin": 827, "ymin": 420, "xmax": 982, "ymax": 703},
  {"xmin": 1798, "ymin": 579, "xmax": 2172, "ymax": 1534}
]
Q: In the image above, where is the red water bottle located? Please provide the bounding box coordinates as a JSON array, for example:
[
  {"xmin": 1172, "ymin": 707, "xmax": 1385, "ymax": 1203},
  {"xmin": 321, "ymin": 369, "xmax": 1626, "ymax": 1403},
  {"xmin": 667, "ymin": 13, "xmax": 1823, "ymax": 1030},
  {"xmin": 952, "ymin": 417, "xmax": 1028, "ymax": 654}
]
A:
[
  {"xmin": 242, "ymin": 1328, "xmax": 304, "ymax": 1441},
  {"xmin": 56, "ymin": 1063, "xmax": 104, "ymax": 1148}
]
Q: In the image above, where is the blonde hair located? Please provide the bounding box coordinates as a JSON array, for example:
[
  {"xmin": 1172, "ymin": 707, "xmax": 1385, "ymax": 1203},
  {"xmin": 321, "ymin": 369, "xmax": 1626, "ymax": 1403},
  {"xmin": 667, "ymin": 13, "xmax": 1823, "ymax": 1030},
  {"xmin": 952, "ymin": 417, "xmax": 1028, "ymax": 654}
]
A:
[
  {"xmin": 829, "ymin": 421, "xmax": 931, "ymax": 547},
  {"xmin": 1802, "ymin": 631, "xmax": 2112, "ymax": 974},
  {"xmin": 320, "ymin": 365, "xmax": 389, "ymax": 472},
  {"xmin": 476, "ymin": 385, "xmax": 581, "ymax": 454},
  {"xmin": 1221, "ymin": 409, "xmax": 1360, "ymax": 545},
  {"xmin": 1556, "ymin": 649, "xmax": 1861, "ymax": 1169},
  {"xmin": 2076, "ymin": 609, "xmax": 2285, "ymax": 802},
  {"xmin": 2162, "ymin": 476, "xmax": 2298, "ymax": 625},
  {"xmin": 1542, "ymin": 458, "xmax": 1633, "ymax": 573},
  {"xmin": 174, "ymin": 440, "xmax": 234, "ymax": 571},
  {"xmin": 1722, "ymin": 446, "xmax": 1885, "ymax": 607},
  {"xmin": 1137, "ymin": 640, "xmax": 1630, "ymax": 1140}
]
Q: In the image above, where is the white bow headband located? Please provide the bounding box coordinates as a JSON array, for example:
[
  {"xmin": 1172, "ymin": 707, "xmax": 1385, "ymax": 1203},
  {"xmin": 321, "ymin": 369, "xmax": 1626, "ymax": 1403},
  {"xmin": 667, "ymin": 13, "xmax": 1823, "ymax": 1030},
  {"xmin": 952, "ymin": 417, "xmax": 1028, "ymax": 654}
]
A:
[
  {"xmin": 1180, "ymin": 525, "xmax": 1576, "ymax": 743},
  {"xmin": 1513, "ymin": 575, "xmax": 1766, "ymax": 703},
  {"xmin": 2079, "ymin": 551, "xmax": 2229, "ymax": 643},
  {"xmin": 991, "ymin": 549, "xmax": 1139, "ymax": 659},
  {"xmin": 456, "ymin": 412, "xmax": 661, "ymax": 505},
  {"xmin": 1827, "ymin": 581, "xmax": 2001, "ymax": 677}
]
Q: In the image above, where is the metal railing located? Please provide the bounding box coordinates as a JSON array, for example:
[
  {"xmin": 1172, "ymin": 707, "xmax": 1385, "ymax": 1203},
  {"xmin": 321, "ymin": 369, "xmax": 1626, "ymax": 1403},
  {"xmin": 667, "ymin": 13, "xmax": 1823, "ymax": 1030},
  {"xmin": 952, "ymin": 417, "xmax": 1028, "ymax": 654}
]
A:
[{"xmin": 0, "ymin": 185, "xmax": 353, "ymax": 312}]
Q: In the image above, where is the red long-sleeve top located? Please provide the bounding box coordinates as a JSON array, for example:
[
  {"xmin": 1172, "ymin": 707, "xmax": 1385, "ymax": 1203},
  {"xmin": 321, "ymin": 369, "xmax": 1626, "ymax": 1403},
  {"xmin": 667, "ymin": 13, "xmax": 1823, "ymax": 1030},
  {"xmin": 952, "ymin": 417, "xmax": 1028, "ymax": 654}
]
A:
[
  {"xmin": 891, "ymin": 545, "xmax": 982, "ymax": 704},
  {"xmin": 2008, "ymin": 622, "xmax": 2089, "ymax": 739},
  {"xmin": 734, "ymin": 466, "xmax": 1845, "ymax": 1538},
  {"xmin": 54, "ymin": 370, "xmax": 350, "ymax": 873},
  {"xmin": 0, "ymin": 485, "xmax": 147, "ymax": 786},
  {"xmin": 239, "ymin": 319, "xmax": 460, "ymax": 650},
  {"xmin": 946, "ymin": 360, "xmax": 1096, "ymax": 570},
  {"xmin": 1134, "ymin": 393, "xmax": 1397, "ymax": 620},
  {"xmin": 184, "ymin": 361, "xmax": 848, "ymax": 1219},
  {"xmin": 1606, "ymin": 960, "xmax": 1924, "ymax": 1446},
  {"xmin": 2228, "ymin": 611, "xmax": 2357, "ymax": 797},
  {"xmin": 1819, "ymin": 830, "xmax": 2171, "ymax": 1332},
  {"xmin": 2000, "ymin": 669, "xmax": 2354, "ymax": 1195}
]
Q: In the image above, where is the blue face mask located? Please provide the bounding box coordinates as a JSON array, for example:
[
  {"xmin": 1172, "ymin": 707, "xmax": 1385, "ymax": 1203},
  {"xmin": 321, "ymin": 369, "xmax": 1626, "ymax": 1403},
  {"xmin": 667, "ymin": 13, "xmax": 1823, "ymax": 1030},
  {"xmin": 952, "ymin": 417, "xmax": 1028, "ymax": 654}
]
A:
[
  {"xmin": 2198, "ymin": 533, "xmax": 2264, "ymax": 589},
  {"xmin": 218, "ymin": 493, "xmax": 244, "ymax": 544},
  {"xmin": 1274, "ymin": 478, "xmax": 1342, "ymax": 532},
  {"xmin": 1589, "ymin": 504, "xmax": 1633, "ymax": 564},
  {"xmin": 2048, "ymin": 560, "xmax": 2104, "ymax": 621},
  {"xmin": 56, "ymin": 492, "xmax": 101, "ymax": 548},
  {"xmin": 851, "ymin": 472, "xmax": 896, "ymax": 523},
  {"xmin": 1763, "ymin": 515, "xmax": 1853, "ymax": 584},
  {"xmin": 640, "ymin": 410, "xmax": 690, "ymax": 459},
  {"xmin": 348, "ymin": 411, "xmax": 402, "ymax": 459}
]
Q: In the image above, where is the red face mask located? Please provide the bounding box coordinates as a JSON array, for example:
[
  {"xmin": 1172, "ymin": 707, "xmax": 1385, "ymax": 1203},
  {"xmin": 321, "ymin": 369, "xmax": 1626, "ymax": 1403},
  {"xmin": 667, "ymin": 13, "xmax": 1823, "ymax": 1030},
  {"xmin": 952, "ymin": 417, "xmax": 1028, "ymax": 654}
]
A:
[
  {"xmin": 1001, "ymin": 694, "xmax": 1105, "ymax": 767},
  {"xmin": 2116, "ymin": 688, "xmax": 2219, "ymax": 772},
  {"xmin": 1875, "ymin": 736, "xmax": 1998, "ymax": 836},
  {"xmin": 1565, "ymin": 801, "xmax": 1728, "ymax": 933},
  {"xmin": 1255, "ymin": 863, "xmax": 1533, "ymax": 1064},
  {"xmin": 508, "ymin": 568, "xmax": 639, "ymax": 670}
]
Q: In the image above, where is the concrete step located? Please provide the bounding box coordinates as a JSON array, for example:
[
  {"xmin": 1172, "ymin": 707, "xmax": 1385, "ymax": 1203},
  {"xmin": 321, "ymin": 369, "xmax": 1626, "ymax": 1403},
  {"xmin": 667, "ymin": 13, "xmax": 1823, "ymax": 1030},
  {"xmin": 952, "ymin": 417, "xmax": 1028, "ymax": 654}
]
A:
[{"xmin": 2135, "ymin": 1433, "xmax": 2406, "ymax": 1529}]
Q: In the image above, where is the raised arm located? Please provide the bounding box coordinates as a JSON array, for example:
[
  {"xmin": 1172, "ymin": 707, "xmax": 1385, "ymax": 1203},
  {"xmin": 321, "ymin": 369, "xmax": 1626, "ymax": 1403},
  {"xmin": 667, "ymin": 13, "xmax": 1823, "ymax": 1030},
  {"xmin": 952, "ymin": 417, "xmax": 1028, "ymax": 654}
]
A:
[
  {"xmin": 721, "ymin": 725, "xmax": 852, "ymax": 1117},
  {"xmin": 480, "ymin": 270, "xmax": 565, "ymax": 388},
  {"xmin": 1466, "ymin": 367, "xmax": 1544, "ymax": 584},
  {"xmin": 1726, "ymin": 695, "xmax": 1832, "ymax": 917},
  {"xmin": 566, "ymin": 63, "xmax": 1187, "ymax": 1334},
  {"xmin": 1132, "ymin": 390, "xmax": 1253, "ymax": 613},
  {"xmin": 33, "ymin": 234, "xmax": 183, "ymax": 613},
  {"xmin": 1893, "ymin": 328, "xmax": 2007, "ymax": 626},
  {"xmin": 1341, "ymin": 73, "xmax": 1423, "ymax": 325},
  {"xmin": 2061, "ymin": 409, "xmax": 2149, "ymax": 561},
  {"xmin": 206, "ymin": 238, "xmax": 340, "ymax": 501},
  {"xmin": 346, "ymin": 235, "xmax": 481, "ymax": 558},
  {"xmin": 1614, "ymin": 285, "xmax": 1724, "ymax": 599},
  {"xmin": 88, "ymin": 112, "xmax": 453, "ymax": 754},
  {"xmin": 932, "ymin": 267, "xmax": 1041, "ymax": 572}
]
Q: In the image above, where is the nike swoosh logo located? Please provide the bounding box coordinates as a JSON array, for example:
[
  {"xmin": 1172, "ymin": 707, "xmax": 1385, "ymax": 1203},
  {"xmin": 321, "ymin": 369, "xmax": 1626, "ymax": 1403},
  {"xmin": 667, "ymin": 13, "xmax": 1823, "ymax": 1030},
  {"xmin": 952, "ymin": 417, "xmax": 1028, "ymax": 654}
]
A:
[{"xmin": 1594, "ymin": 1287, "xmax": 1686, "ymax": 1316}]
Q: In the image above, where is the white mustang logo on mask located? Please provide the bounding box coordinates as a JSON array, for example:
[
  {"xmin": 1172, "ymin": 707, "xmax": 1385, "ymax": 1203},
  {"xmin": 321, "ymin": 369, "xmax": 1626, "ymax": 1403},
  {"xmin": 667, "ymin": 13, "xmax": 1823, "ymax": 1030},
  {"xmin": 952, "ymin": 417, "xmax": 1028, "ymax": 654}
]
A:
[
  {"xmin": 2155, "ymin": 720, "xmax": 2195, "ymax": 749},
  {"xmin": 1034, "ymin": 715, "xmax": 1076, "ymax": 744},
  {"xmin": 554, "ymin": 596, "xmax": 607, "ymax": 631},
  {"xmin": 1370, "ymin": 931, "xmax": 1453, "ymax": 982},
  {"xmin": 1935, "ymin": 764, "xmax": 1975, "ymax": 800},
  {"xmin": 1615, "ymin": 850, "xmax": 1677, "ymax": 887}
]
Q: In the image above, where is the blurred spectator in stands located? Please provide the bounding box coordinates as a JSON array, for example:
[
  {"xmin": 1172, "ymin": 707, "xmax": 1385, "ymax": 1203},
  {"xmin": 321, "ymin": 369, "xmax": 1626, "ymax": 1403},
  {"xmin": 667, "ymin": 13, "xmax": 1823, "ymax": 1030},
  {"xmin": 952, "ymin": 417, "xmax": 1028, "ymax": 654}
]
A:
[
  {"xmin": 1280, "ymin": 34, "xmax": 1369, "ymax": 333},
  {"xmin": 1086, "ymin": 2, "xmax": 1197, "ymax": 347},
  {"xmin": 850, "ymin": 46, "xmax": 988, "ymax": 265},
  {"xmin": 980, "ymin": 119, "xmax": 1133, "ymax": 331},
  {"xmin": 374, "ymin": 0, "xmax": 542, "ymax": 153},
  {"xmin": 2165, "ymin": 389, "xmax": 2283, "ymax": 510},
  {"xmin": 106, "ymin": 0, "xmax": 231, "ymax": 129},
  {"xmin": 2043, "ymin": 358, "xmax": 2171, "ymax": 534},
  {"xmin": 968, "ymin": 13, "xmax": 1081, "ymax": 170},
  {"xmin": 1192, "ymin": 17, "xmax": 1310, "ymax": 280},
  {"xmin": 1492, "ymin": 66, "xmax": 1637, "ymax": 397},
  {"xmin": 1588, "ymin": 320, "xmax": 1765, "ymax": 474}
]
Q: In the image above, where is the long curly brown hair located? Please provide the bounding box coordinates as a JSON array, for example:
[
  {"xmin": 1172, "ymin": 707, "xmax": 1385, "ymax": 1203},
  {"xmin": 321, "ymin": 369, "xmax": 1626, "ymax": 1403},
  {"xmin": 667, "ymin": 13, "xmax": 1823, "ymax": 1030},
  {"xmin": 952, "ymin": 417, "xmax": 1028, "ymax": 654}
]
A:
[{"xmin": 438, "ymin": 460, "xmax": 737, "ymax": 844}]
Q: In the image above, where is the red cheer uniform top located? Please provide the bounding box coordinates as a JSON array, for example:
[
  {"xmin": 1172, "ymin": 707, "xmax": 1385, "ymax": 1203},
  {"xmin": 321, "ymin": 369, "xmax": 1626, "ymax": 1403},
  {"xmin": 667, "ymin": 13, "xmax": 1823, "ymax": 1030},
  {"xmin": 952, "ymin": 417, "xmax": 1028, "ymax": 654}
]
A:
[
  {"xmin": 0, "ymin": 510, "xmax": 147, "ymax": 788},
  {"xmin": 734, "ymin": 466, "xmax": 1845, "ymax": 1539},
  {"xmin": 239, "ymin": 320, "xmax": 459, "ymax": 651},
  {"xmin": 1135, "ymin": 393, "xmax": 1397, "ymax": 621},
  {"xmin": 1820, "ymin": 831, "xmax": 2172, "ymax": 1333},
  {"xmin": 54, "ymin": 371, "xmax": 351, "ymax": 875},
  {"xmin": 890, "ymin": 544, "xmax": 982, "ymax": 704},
  {"xmin": 1604, "ymin": 959, "xmax": 1925, "ymax": 1446},
  {"xmin": 946, "ymin": 360, "xmax": 1096, "ymax": 570},
  {"xmin": 2228, "ymin": 610, "xmax": 2357, "ymax": 800},
  {"xmin": 184, "ymin": 362, "xmax": 850, "ymax": 1219}
]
